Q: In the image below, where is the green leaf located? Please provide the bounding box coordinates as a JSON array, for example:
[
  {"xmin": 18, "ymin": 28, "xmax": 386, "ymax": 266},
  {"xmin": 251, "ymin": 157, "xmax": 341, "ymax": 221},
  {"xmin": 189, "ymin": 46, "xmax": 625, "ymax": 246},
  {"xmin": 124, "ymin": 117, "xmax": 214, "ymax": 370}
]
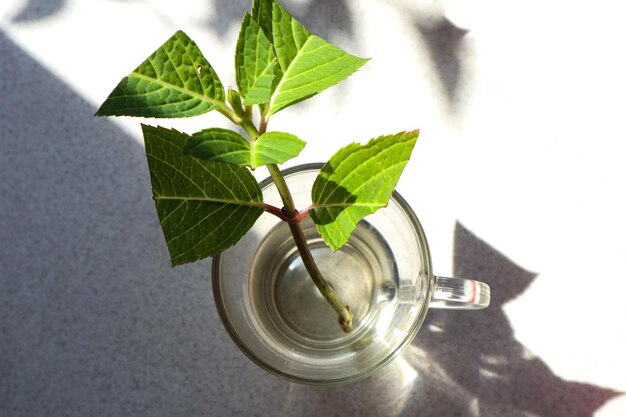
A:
[
  {"xmin": 252, "ymin": 131, "xmax": 306, "ymax": 167},
  {"xmin": 310, "ymin": 130, "xmax": 419, "ymax": 251},
  {"xmin": 236, "ymin": 13, "xmax": 277, "ymax": 105},
  {"xmin": 184, "ymin": 129, "xmax": 305, "ymax": 169},
  {"xmin": 269, "ymin": 35, "xmax": 369, "ymax": 115},
  {"xmin": 251, "ymin": 0, "xmax": 368, "ymax": 115},
  {"xmin": 266, "ymin": 0, "xmax": 310, "ymax": 73},
  {"xmin": 244, "ymin": 60, "xmax": 277, "ymax": 105},
  {"xmin": 96, "ymin": 31, "xmax": 225, "ymax": 118},
  {"xmin": 183, "ymin": 128, "xmax": 250, "ymax": 166},
  {"xmin": 142, "ymin": 125, "xmax": 264, "ymax": 266},
  {"xmin": 251, "ymin": 0, "xmax": 274, "ymax": 44}
]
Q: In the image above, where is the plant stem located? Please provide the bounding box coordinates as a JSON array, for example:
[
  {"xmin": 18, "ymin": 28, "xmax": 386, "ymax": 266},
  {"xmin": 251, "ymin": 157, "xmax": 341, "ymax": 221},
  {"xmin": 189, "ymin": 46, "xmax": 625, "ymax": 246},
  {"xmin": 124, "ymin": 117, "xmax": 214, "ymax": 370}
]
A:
[
  {"xmin": 288, "ymin": 220, "xmax": 353, "ymax": 332},
  {"xmin": 222, "ymin": 102, "xmax": 353, "ymax": 332},
  {"xmin": 259, "ymin": 112, "xmax": 269, "ymax": 134},
  {"xmin": 266, "ymin": 164, "xmax": 353, "ymax": 333}
]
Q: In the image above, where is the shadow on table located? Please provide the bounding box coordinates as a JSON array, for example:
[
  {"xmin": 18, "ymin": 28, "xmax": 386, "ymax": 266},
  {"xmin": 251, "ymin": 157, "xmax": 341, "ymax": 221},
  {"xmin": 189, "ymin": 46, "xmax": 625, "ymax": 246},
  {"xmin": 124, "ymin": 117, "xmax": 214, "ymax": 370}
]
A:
[
  {"xmin": 0, "ymin": 29, "xmax": 228, "ymax": 417},
  {"xmin": 10, "ymin": 0, "xmax": 67, "ymax": 22},
  {"xmin": 208, "ymin": 0, "xmax": 354, "ymax": 39},
  {"xmin": 403, "ymin": 221, "xmax": 621, "ymax": 416},
  {"xmin": 11, "ymin": 0, "xmax": 355, "ymax": 40},
  {"xmin": 277, "ymin": 222, "xmax": 621, "ymax": 417},
  {"xmin": 414, "ymin": 15, "xmax": 469, "ymax": 116}
]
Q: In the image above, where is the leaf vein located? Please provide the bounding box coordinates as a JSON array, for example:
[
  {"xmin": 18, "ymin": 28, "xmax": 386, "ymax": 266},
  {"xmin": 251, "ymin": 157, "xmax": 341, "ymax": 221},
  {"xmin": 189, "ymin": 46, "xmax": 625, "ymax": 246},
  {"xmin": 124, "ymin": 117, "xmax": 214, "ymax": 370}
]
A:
[{"xmin": 131, "ymin": 72, "xmax": 222, "ymax": 109}]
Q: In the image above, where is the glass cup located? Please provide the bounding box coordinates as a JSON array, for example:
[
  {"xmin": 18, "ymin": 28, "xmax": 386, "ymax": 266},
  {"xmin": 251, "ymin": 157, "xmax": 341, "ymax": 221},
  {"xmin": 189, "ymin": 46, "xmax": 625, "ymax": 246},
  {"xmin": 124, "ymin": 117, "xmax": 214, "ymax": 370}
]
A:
[{"xmin": 212, "ymin": 164, "xmax": 490, "ymax": 385}]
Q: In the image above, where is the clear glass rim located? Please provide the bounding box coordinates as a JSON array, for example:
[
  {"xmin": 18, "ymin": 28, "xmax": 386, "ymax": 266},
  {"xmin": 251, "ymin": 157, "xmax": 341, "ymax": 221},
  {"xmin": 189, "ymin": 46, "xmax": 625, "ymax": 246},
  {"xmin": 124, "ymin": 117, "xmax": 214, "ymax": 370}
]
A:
[{"xmin": 212, "ymin": 163, "xmax": 435, "ymax": 385}]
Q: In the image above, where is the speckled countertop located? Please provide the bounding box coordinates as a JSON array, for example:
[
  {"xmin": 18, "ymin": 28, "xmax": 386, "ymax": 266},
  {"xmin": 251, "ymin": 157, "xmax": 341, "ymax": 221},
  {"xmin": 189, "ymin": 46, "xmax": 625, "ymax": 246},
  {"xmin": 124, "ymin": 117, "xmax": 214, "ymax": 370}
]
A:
[{"xmin": 1, "ymin": 1, "xmax": 625, "ymax": 416}]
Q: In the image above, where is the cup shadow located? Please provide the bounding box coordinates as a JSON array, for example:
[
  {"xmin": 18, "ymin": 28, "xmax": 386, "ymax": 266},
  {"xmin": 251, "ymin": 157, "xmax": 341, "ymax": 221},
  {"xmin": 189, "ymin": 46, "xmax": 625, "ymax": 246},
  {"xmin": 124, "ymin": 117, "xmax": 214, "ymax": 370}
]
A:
[
  {"xmin": 275, "ymin": 222, "xmax": 621, "ymax": 417},
  {"xmin": 405, "ymin": 221, "xmax": 622, "ymax": 416}
]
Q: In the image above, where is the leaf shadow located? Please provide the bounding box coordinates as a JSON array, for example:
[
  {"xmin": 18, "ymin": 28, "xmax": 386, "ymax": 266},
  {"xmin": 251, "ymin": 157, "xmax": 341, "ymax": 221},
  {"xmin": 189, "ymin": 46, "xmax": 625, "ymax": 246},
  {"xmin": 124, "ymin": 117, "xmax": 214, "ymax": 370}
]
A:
[
  {"xmin": 207, "ymin": 0, "xmax": 354, "ymax": 40},
  {"xmin": 414, "ymin": 15, "xmax": 470, "ymax": 116},
  {"xmin": 10, "ymin": 0, "xmax": 67, "ymax": 22},
  {"xmin": 9, "ymin": 0, "xmax": 355, "ymax": 37}
]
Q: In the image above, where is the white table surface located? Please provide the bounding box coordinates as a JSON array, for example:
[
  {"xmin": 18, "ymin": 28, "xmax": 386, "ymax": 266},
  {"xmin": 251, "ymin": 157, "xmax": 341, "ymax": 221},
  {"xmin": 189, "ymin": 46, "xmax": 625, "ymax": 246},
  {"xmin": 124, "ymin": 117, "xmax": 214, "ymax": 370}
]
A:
[{"xmin": 2, "ymin": 1, "xmax": 625, "ymax": 416}]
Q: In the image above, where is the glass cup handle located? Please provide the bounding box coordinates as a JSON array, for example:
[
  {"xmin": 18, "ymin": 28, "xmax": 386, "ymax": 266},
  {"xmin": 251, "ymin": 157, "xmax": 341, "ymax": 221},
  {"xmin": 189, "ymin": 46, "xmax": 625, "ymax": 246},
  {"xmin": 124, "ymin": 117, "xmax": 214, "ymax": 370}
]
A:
[{"xmin": 430, "ymin": 276, "xmax": 491, "ymax": 309}]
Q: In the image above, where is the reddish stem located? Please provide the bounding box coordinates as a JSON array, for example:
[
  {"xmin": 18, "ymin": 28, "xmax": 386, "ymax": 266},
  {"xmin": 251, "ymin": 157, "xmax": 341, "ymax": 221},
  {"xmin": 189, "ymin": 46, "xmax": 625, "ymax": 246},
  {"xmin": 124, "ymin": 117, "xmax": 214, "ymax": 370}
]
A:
[
  {"xmin": 263, "ymin": 203, "xmax": 312, "ymax": 224},
  {"xmin": 292, "ymin": 208, "xmax": 311, "ymax": 223},
  {"xmin": 263, "ymin": 203, "xmax": 287, "ymax": 221}
]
